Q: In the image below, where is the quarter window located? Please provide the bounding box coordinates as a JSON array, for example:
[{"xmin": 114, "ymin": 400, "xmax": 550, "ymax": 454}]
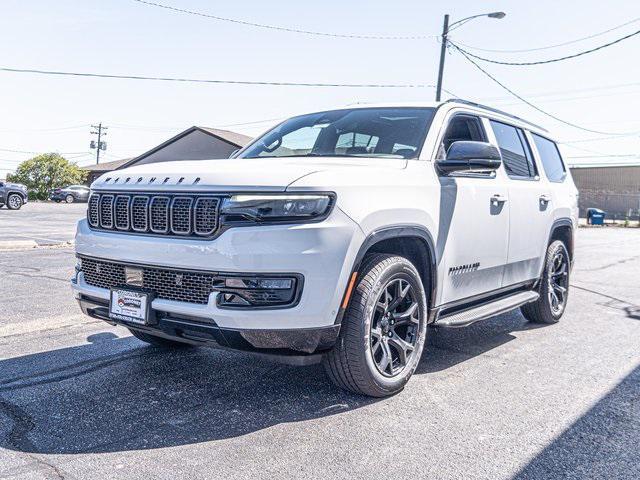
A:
[
  {"xmin": 490, "ymin": 120, "xmax": 537, "ymax": 179},
  {"xmin": 532, "ymin": 134, "xmax": 566, "ymax": 182}
]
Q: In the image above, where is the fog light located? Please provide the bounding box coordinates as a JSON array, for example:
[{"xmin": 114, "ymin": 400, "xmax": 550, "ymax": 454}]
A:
[
  {"xmin": 224, "ymin": 278, "xmax": 293, "ymax": 290},
  {"xmin": 214, "ymin": 275, "xmax": 300, "ymax": 308}
]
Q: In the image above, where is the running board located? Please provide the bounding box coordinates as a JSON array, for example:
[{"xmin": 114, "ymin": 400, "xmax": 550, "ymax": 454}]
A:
[{"xmin": 435, "ymin": 291, "xmax": 539, "ymax": 328}]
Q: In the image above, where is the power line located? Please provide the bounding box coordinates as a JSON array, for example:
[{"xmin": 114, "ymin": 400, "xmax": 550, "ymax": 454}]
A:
[
  {"xmin": 451, "ymin": 44, "xmax": 637, "ymax": 136},
  {"xmin": 565, "ymin": 154, "xmax": 640, "ymax": 159},
  {"xmin": 0, "ymin": 66, "xmax": 435, "ymax": 88},
  {"xmin": 450, "ymin": 28, "xmax": 640, "ymax": 66},
  {"xmin": 451, "ymin": 16, "xmax": 640, "ymax": 53},
  {"xmin": 562, "ymin": 134, "xmax": 640, "ymax": 144},
  {"xmin": 131, "ymin": 0, "xmax": 435, "ymax": 40},
  {"xmin": 0, "ymin": 147, "xmax": 87, "ymax": 155}
]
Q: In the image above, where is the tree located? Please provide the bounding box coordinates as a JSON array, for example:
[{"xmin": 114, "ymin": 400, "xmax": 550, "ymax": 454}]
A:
[{"xmin": 7, "ymin": 153, "xmax": 87, "ymax": 200}]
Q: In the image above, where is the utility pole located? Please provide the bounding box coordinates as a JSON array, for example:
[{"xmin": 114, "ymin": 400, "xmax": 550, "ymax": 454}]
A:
[
  {"xmin": 435, "ymin": 14, "xmax": 449, "ymax": 102},
  {"xmin": 435, "ymin": 12, "xmax": 506, "ymax": 101},
  {"xmin": 90, "ymin": 123, "xmax": 108, "ymax": 164}
]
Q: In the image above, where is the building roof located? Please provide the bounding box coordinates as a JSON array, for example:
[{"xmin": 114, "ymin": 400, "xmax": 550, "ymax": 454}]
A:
[
  {"xmin": 197, "ymin": 127, "xmax": 253, "ymax": 148},
  {"xmin": 81, "ymin": 158, "xmax": 133, "ymax": 172},
  {"xmin": 119, "ymin": 126, "xmax": 253, "ymax": 170},
  {"xmin": 569, "ymin": 162, "xmax": 640, "ymax": 169}
]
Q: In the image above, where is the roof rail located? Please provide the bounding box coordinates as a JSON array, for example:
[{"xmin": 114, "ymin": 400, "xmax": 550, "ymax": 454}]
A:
[{"xmin": 445, "ymin": 98, "xmax": 548, "ymax": 132}]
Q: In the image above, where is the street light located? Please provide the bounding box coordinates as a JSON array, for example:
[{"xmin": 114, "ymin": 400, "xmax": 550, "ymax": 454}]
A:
[{"xmin": 435, "ymin": 12, "xmax": 506, "ymax": 101}]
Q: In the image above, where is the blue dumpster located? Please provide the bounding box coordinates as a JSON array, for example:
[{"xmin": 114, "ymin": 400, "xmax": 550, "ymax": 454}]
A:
[{"xmin": 587, "ymin": 208, "xmax": 606, "ymax": 225}]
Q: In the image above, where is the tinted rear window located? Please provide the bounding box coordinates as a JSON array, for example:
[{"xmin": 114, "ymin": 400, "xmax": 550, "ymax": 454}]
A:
[
  {"xmin": 532, "ymin": 134, "xmax": 566, "ymax": 182},
  {"xmin": 490, "ymin": 120, "xmax": 537, "ymax": 178}
]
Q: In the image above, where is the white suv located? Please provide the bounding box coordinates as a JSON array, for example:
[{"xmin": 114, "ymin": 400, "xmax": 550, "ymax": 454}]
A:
[{"xmin": 72, "ymin": 100, "xmax": 578, "ymax": 397}]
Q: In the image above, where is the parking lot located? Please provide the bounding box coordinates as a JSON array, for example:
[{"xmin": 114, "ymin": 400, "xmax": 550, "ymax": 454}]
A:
[
  {"xmin": 0, "ymin": 202, "xmax": 85, "ymax": 247},
  {"xmin": 0, "ymin": 204, "xmax": 639, "ymax": 479}
]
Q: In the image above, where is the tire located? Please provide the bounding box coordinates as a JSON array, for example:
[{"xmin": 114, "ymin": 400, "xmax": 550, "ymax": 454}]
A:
[
  {"xmin": 65, "ymin": 194, "xmax": 75, "ymax": 203},
  {"xmin": 6, "ymin": 194, "xmax": 23, "ymax": 210},
  {"xmin": 128, "ymin": 328, "xmax": 193, "ymax": 348},
  {"xmin": 323, "ymin": 253, "xmax": 428, "ymax": 397},
  {"xmin": 521, "ymin": 240, "xmax": 570, "ymax": 324}
]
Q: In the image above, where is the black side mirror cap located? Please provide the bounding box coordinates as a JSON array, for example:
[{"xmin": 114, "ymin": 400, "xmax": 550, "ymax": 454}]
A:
[{"xmin": 437, "ymin": 141, "xmax": 502, "ymax": 175}]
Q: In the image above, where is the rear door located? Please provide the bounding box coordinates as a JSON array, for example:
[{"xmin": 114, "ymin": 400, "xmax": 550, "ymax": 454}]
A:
[
  {"xmin": 435, "ymin": 113, "xmax": 510, "ymax": 305},
  {"xmin": 487, "ymin": 120, "xmax": 553, "ymax": 286}
]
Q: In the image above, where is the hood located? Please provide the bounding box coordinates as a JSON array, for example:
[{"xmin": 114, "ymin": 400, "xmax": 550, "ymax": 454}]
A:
[
  {"xmin": 5, "ymin": 182, "xmax": 27, "ymax": 190},
  {"xmin": 91, "ymin": 157, "xmax": 407, "ymax": 192}
]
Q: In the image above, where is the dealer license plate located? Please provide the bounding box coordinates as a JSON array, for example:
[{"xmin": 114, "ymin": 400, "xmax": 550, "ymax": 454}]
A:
[{"xmin": 109, "ymin": 288, "xmax": 149, "ymax": 325}]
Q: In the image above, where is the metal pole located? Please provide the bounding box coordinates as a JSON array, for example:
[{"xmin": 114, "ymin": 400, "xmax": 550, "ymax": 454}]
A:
[
  {"xmin": 435, "ymin": 14, "xmax": 449, "ymax": 101},
  {"xmin": 96, "ymin": 123, "xmax": 102, "ymax": 165}
]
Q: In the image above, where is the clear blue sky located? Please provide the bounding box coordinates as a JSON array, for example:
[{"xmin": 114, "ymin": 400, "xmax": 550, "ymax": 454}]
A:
[{"xmin": 1, "ymin": 0, "xmax": 639, "ymax": 176}]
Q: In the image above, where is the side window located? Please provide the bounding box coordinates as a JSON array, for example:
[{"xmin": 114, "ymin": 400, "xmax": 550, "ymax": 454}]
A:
[
  {"xmin": 532, "ymin": 134, "xmax": 566, "ymax": 182},
  {"xmin": 490, "ymin": 120, "xmax": 537, "ymax": 179},
  {"xmin": 438, "ymin": 115, "xmax": 486, "ymax": 159}
]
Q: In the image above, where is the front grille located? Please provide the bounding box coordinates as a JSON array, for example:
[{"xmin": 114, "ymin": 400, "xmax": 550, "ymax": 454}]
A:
[
  {"xmin": 87, "ymin": 192, "xmax": 220, "ymax": 238},
  {"xmin": 81, "ymin": 257, "xmax": 214, "ymax": 304},
  {"xmin": 79, "ymin": 257, "xmax": 301, "ymax": 308}
]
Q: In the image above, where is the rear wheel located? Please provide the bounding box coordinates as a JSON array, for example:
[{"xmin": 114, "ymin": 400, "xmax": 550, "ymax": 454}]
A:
[
  {"xmin": 521, "ymin": 240, "xmax": 570, "ymax": 324},
  {"xmin": 65, "ymin": 194, "xmax": 75, "ymax": 203},
  {"xmin": 128, "ymin": 329, "xmax": 193, "ymax": 348},
  {"xmin": 7, "ymin": 194, "xmax": 23, "ymax": 210},
  {"xmin": 323, "ymin": 254, "xmax": 428, "ymax": 397}
]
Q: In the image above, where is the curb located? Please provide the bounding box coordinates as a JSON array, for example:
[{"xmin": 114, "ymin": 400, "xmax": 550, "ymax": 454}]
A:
[{"xmin": 0, "ymin": 240, "xmax": 38, "ymax": 250}]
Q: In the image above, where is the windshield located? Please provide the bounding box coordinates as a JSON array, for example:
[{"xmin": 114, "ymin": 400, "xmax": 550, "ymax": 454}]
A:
[{"xmin": 239, "ymin": 107, "xmax": 436, "ymax": 160}]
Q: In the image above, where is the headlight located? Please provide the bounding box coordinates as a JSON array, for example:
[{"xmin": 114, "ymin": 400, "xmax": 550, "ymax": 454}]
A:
[{"xmin": 220, "ymin": 194, "xmax": 334, "ymax": 224}]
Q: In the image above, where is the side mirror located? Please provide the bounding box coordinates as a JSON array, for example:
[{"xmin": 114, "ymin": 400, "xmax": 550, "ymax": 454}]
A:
[{"xmin": 437, "ymin": 141, "xmax": 501, "ymax": 175}]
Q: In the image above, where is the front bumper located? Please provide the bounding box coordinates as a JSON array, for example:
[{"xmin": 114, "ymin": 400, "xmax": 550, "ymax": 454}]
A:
[
  {"xmin": 73, "ymin": 207, "xmax": 364, "ymax": 331},
  {"xmin": 77, "ymin": 293, "xmax": 339, "ymax": 362}
]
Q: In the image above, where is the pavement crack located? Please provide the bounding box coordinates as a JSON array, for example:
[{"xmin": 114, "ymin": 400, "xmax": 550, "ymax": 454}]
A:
[
  {"xmin": 0, "ymin": 395, "xmax": 67, "ymax": 478},
  {"xmin": 0, "ymin": 394, "xmax": 36, "ymax": 451}
]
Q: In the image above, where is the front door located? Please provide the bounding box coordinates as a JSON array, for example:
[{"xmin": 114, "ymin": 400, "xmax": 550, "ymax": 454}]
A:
[{"xmin": 435, "ymin": 114, "xmax": 510, "ymax": 306}]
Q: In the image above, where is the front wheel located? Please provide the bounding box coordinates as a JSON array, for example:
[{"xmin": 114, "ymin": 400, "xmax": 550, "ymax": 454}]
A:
[
  {"xmin": 7, "ymin": 194, "xmax": 23, "ymax": 210},
  {"xmin": 323, "ymin": 254, "xmax": 428, "ymax": 397},
  {"xmin": 65, "ymin": 194, "xmax": 75, "ymax": 203},
  {"xmin": 521, "ymin": 240, "xmax": 570, "ymax": 324}
]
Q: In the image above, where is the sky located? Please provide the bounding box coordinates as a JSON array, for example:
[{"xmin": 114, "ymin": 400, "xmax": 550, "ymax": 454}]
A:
[{"xmin": 1, "ymin": 0, "xmax": 639, "ymax": 177}]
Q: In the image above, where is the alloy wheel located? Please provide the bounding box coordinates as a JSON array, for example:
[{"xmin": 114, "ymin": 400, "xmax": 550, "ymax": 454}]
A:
[
  {"xmin": 8, "ymin": 195, "xmax": 21, "ymax": 209},
  {"xmin": 370, "ymin": 278, "xmax": 420, "ymax": 377},
  {"xmin": 548, "ymin": 249, "xmax": 569, "ymax": 315}
]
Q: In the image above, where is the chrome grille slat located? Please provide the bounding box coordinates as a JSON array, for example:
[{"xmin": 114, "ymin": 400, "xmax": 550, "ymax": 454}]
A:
[
  {"xmin": 150, "ymin": 196, "xmax": 170, "ymax": 234},
  {"xmin": 194, "ymin": 197, "xmax": 220, "ymax": 235},
  {"xmin": 86, "ymin": 192, "xmax": 221, "ymax": 238},
  {"xmin": 88, "ymin": 194, "xmax": 100, "ymax": 227},
  {"xmin": 99, "ymin": 195, "xmax": 114, "ymax": 228},
  {"xmin": 131, "ymin": 196, "xmax": 149, "ymax": 232},
  {"xmin": 114, "ymin": 195, "xmax": 130, "ymax": 230},
  {"xmin": 170, "ymin": 197, "xmax": 193, "ymax": 235}
]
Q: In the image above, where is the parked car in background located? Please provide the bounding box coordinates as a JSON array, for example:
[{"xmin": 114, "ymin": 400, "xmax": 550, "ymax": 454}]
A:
[
  {"xmin": 0, "ymin": 180, "xmax": 28, "ymax": 210},
  {"xmin": 50, "ymin": 185, "xmax": 91, "ymax": 203}
]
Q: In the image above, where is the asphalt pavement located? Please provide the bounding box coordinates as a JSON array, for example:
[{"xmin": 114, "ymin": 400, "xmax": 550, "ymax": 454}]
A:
[
  {"xmin": 0, "ymin": 219, "xmax": 638, "ymax": 479},
  {"xmin": 0, "ymin": 202, "xmax": 85, "ymax": 247}
]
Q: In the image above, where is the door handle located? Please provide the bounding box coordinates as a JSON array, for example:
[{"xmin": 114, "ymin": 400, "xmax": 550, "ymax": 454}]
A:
[
  {"xmin": 539, "ymin": 194, "xmax": 551, "ymax": 204},
  {"xmin": 491, "ymin": 193, "xmax": 508, "ymax": 204}
]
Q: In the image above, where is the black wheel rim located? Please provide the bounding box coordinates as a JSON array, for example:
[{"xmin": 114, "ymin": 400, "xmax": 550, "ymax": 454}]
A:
[
  {"xmin": 548, "ymin": 249, "xmax": 569, "ymax": 315},
  {"xmin": 370, "ymin": 278, "xmax": 420, "ymax": 377}
]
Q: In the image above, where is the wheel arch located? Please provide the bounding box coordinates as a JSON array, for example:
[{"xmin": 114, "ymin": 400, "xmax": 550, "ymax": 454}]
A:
[
  {"xmin": 336, "ymin": 225, "xmax": 437, "ymax": 324},
  {"xmin": 7, "ymin": 190, "xmax": 27, "ymax": 200},
  {"xmin": 548, "ymin": 218, "xmax": 574, "ymax": 263}
]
